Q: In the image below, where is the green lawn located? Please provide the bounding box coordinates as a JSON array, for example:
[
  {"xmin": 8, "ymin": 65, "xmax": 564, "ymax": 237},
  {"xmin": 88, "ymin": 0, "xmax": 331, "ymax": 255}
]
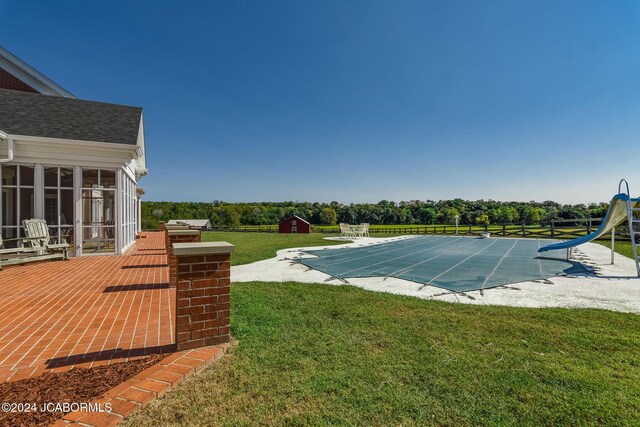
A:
[
  {"xmin": 200, "ymin": 231, "xmax": 347, "ymax": 265},
  {"xmin": 125, "ymin": 282, "xmax": 640, "ymax": 426}
]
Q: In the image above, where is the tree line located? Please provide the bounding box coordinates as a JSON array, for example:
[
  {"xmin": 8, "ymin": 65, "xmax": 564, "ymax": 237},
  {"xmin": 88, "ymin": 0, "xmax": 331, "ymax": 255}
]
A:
[{"xmin": 141, "ymin": 199, "xmax": 610, "ymax": 230}]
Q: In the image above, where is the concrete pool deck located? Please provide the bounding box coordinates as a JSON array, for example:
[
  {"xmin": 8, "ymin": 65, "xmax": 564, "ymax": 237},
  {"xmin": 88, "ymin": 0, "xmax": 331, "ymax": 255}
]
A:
[{"xmin": 232, "ymin": 236, "xmax": 640, "ymax": 314}]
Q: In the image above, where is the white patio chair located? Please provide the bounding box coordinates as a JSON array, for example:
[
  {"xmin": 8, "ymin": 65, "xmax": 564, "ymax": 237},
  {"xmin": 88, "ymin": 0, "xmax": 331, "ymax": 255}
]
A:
[{"xmin": 361, "ymin": 223, "xmax": 370, "ymax": 237}]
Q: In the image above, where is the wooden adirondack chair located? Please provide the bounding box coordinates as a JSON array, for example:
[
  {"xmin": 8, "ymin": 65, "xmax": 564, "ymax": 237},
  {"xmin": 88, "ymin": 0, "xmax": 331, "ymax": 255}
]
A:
[{"xmin": 22, "ymin": 219, "xmax": 69, "ymax": 260}]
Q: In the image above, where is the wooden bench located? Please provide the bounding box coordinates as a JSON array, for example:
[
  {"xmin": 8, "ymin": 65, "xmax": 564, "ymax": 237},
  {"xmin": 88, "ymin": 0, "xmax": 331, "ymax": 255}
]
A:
[{"xmin": 0, "ymin": 234, "xmax": 62, "ymax": 270}]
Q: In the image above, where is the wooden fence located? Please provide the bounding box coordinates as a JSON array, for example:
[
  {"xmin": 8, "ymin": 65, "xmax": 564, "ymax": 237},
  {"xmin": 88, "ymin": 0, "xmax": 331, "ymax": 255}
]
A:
[
  {"xmin": 201, "ymin": 217, "xmax": 633, "ymax": 241},
  {"xmin": 200, "ymin": 218, "xmax": 629, "ymax": 239},
  {"xmin": 209, "ymin": 225, "xmax": 279, "ymax": 233},
  {"xmin": 318, "ymin": 218, "xmax": 633, "ymax": 240}
]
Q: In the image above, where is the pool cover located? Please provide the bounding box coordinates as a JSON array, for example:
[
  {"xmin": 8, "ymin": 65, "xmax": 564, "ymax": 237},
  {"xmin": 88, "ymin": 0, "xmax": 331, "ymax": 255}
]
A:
[{"xmin": 296, "ymin": 235, "xmax": 588, "ymax": 293}]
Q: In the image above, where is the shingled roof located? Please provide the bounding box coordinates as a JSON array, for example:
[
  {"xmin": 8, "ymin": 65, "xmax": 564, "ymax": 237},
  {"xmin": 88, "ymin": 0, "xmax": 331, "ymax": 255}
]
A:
[{"xmin": 0, "ymin": 88, "xmax": 142, "ymax": 145}]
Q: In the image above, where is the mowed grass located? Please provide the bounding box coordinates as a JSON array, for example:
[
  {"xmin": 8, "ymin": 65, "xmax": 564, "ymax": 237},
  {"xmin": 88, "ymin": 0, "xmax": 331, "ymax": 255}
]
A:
[
  {"xmin": 201, "ymin": 232, "xmax": 346, "ymax": 265},
  {"xmin": 125, "ymin": 282, "xmax": 640, "ymax": 426}
]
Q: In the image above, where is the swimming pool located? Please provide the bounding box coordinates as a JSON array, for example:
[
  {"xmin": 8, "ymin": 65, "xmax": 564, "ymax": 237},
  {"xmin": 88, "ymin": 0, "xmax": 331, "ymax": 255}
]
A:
[{"xmin": 297, "ymin": 235, "xmax": 587, "ymax": 293}]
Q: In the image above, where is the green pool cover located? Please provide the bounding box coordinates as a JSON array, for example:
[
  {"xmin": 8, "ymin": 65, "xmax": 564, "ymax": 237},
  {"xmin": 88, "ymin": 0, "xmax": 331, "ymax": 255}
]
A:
[{"xmin": 296, "ymin": 235, "xmax": 588, "ymax": 293}]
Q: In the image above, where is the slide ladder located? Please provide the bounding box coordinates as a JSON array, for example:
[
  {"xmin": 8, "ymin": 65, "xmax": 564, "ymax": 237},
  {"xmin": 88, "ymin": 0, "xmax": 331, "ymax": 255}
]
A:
[{"xmin": 626, "ymin": 191, "xmax": 640, "ymax": 277}]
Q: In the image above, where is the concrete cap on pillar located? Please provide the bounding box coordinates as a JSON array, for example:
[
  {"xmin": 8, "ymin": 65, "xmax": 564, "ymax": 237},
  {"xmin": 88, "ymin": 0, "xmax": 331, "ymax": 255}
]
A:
[
  {"xmin": 172, "ymin": 242, "xmax": 235, "ymax": 256},
  {"xmin": 167, "ymin": 229, "xmax": 200, "ymax": 236}
]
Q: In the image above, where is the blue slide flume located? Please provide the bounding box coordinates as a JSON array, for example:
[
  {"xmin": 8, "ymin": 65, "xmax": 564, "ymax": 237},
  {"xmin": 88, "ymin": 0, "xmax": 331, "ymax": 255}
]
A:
[{"xmin": 538, "ymin": 193, "xmax": 640, "ymax": 253}]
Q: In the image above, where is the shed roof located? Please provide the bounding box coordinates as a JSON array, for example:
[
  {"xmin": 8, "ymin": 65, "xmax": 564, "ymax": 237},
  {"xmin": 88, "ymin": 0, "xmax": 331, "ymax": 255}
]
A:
[
  {"xmin": 0, "ymin": 88, "xmax": 141, "ymax": 145},
  {"xmin": 168, "ymin": 219, "xmax": 212, "ymax": 227},
  {"xmin": 279, "ymin": 215, "xmax": 310, "ymax": 225}
]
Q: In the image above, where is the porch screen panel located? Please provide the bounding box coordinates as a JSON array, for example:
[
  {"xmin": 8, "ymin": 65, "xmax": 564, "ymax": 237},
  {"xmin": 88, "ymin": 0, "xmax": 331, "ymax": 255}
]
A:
[
  {"xmin": 0, "ymin": 164, "xmax": 34, "ymax": 247},
  {"xmin": 44, "ymin": 166, "xmax": 75, "ymax": 253},
  {"xmin": 81, "ymin": 169, "xmax": 116, "ymax": 254},
  {"xmin": 120, "ymin": 173, "xmax": 137, "ymax": 250}
]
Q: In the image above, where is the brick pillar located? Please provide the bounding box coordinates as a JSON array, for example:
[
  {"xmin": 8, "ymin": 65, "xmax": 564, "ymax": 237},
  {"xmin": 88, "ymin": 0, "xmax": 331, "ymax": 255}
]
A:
[
  {"xmin": 159, "ymin": 221, "xmax": 166, "ymax": 232},
  {"xmin": 164, "ymin": 225, "xmax": 192, "ymax": 256},
  {"xmin": 172, "ymin": 242, "xmax": 235, "ymax": 351},
  {"xmin": 167, "ymin": 230, "xmax": 201, "ymax": 287}
]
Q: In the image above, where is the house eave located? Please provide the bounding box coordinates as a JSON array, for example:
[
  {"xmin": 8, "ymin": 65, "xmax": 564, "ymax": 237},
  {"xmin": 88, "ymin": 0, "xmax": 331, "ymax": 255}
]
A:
[
  {"xmin": 5, "ymin": 134, "xmax": 142, "ymax": 156},
  {"xmin": 0, "ymin": 45, "xmax": 75, "ymax": 98},
  {"xmin": 1, "ymin": 134, "xmax": 146, "ymax": 172}
]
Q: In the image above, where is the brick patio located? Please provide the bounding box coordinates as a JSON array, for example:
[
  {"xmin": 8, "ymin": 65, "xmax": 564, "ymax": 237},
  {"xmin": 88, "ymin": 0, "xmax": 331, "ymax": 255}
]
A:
[{"xmin": 0, "ymin": 232, "xmax": 175, "ymax": 382}]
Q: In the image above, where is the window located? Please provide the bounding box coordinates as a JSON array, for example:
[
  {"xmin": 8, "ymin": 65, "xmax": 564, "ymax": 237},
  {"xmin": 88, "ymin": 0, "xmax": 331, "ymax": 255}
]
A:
[{"xmin": 0, "ymin": 164, "xmax": 34, "ymax": 247}]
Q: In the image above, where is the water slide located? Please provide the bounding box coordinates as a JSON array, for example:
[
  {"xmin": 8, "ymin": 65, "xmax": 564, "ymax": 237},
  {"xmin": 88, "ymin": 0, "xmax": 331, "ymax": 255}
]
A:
[{"xmin": 538, "ymin": 193, "xmax": 640, "ymax": 253}]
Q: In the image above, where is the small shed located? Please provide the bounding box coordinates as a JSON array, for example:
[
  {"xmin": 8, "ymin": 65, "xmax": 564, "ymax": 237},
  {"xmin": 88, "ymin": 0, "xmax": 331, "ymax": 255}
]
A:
[
  {"xmin": 167, "ymin": 219, "xmax": 212, "ymax": 230},
  {"xmin": 279, "ymin": 215, "xmax": 310, "ymax": 234}
]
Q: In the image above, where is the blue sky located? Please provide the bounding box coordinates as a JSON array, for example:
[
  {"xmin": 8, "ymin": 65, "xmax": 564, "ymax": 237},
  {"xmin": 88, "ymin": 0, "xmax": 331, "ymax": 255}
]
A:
[{"xmin": 1, "ymin": 0, "xmax": 639, "ymax": 204}]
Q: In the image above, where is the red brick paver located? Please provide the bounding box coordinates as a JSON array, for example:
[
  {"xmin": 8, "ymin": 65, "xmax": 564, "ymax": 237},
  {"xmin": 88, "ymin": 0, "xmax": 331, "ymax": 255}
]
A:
[
  {"xmin": 0, "ymin": 232, "xmax": 174, "ymax": 382},
  {"xmin": 0, "ymin": 232, "xmax": 231, "ymax": 426}
]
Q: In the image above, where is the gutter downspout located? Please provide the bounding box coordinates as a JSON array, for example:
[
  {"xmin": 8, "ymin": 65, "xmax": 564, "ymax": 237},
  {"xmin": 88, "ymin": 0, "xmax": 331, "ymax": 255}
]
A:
[{"xmin": 0, "ymin": 131, "xmax": 14, "ymax": 163}]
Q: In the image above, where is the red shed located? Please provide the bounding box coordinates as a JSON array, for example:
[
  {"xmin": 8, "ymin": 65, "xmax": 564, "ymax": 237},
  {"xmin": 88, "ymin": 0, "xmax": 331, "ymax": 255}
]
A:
[{"xmin": 279, "ymin": 215, "xmax": 311, "ymax": 234}]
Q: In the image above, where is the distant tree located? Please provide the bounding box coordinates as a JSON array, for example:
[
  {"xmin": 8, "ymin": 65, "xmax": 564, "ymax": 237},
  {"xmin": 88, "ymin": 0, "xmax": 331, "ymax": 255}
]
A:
[
  {"xmin": 142, "ymin": 217, "xmax": 158, "ymax": 230},
  {"xmin": 523, "ymin": 207, "xmax": 546, "ymax": 224},
  {"xmin": 492, "ymin": 207, "xmax": 520, "ymax": 224},
  {"xmin": 340, "ymin": 205, "xmax": 358, "ymax": 224},
  {"xmin": 319, "ymin": 207, "xmax": 337, "ymax": 225},
  {"xmin": 588, "ymin": 203, "xmax": 609, "ymax": 219},
  {"xmin": 399, "ymin": 207, "xmax": 415, "ymax": 224},
  {"xmin": 417, "ymin": 207, "xmax": 437, "ymax": 224},
  {"xmin": 558, "ymin": 206, "xmax": 586, "ymax": 220},
  {"xmin": 141, "ymin": 197, "xmax": 611, "ymax": 229},
  {"xmin": 543, "ymin": 207, "xmax": 559, "ymax": 222},
  {"xmin": 475, "ymin": 213, "xmax": 490, "ymax": 226},
  {"xmin": 439, "ymin": 207, "xmax": 460, "ymax": 224},
  {"xmin": 220, "ymin": 206, "xmax": 241, "ymax": 226}
]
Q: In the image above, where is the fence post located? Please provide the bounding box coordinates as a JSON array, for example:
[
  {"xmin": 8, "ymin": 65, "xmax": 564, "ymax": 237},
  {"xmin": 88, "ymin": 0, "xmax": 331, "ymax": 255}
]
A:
[
  {"xmin": 468, "ymin": 224, "xmax": 472, "ymax": 235},
  {"xmin": 551, "ymin": 220, "xmax": 555, "ymax": 238},
  {"xmin": 522, "ymin": 222, "xmax": 526, "ymax": 237},
  {"xmin": 502, "ymin": 224, "xmax": 506, "ymax": 236},
  {"xmin": 444, "ymin": 226, "xmax": 447, "ymax": 235}
]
